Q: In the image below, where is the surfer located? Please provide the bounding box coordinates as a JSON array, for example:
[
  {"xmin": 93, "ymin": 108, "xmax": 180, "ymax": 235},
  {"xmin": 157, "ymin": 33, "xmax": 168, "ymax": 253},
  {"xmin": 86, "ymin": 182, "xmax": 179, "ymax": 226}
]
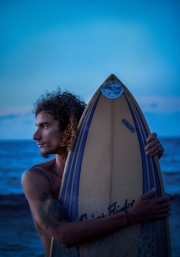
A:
[{"xmin": 21, "ymin": 88, "xmax": 170, "ymax": 257}]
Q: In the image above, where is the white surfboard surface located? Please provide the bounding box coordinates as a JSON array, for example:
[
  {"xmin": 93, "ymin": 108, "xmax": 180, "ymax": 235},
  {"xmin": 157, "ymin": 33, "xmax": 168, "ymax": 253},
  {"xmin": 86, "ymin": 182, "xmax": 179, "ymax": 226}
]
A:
[{"xmin": 50, "ymin": 74, "xmax": 171, "ymax": 257}]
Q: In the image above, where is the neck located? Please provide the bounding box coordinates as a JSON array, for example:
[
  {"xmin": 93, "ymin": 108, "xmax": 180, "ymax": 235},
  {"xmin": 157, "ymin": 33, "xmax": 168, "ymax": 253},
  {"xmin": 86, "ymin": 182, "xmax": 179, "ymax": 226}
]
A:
[{"xmin": 54, "ymin": 151, "xmax": 68, "ymax": 178}]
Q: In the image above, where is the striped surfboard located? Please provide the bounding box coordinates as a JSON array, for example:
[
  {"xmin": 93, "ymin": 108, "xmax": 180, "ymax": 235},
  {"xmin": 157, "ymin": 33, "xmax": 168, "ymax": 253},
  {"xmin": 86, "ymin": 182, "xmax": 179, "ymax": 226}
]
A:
[{"xmin": 50, "ymin": 74, "xmax": 171, "ymax": 257}]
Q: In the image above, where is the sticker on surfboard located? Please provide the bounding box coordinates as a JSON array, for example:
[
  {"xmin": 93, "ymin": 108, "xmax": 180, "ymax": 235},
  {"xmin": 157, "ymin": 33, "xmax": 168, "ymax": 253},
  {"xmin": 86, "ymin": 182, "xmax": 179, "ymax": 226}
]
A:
[{"xmin": 101, "ymin": 81, "xmax": 124, "ymax": 99}]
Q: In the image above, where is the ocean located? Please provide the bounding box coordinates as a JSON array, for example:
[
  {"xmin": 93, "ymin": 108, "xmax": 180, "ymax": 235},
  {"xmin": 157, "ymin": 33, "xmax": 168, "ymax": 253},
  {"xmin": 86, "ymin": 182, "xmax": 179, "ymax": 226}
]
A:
[{"xmin": 0, "ymin": 138, "xmax": 179, "ymax": 257}]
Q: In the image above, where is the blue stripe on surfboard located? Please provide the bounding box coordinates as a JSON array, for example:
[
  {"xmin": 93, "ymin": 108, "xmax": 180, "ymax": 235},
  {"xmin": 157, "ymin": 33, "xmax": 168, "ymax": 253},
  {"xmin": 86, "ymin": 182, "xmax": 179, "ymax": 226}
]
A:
[
  {"xmin": 51, "ymin": 93, "xmax": 101, "ymax": 257},
  {"xmin": 129, "ymin": 100, "xmax": 155, "ymax": 193},
  {"xmin": 126, "ymin": 95, "xmax": 162, "ymax": 256},
  {"xmin": 130, "ymin": 97, "xmax": 163, "ymax": 196},
  {"xmin": 51, "ymin": 106, "xmax": 94, "ymax": 257},
  {"xmin": 131, "ymin": 98, "xmax": 162, "ymax": 196},
  {"xmin": 125, "ymin": 96, "xmax": 159, "ymax": 255},
  {"xmin": 129, "ymin": 99, "xmax": 158, "ymax": 194},
  {"xmin": 124, "ymin": 95, "xmax": 153, "ymax": 255},
  {"xmin": 125, "ymin": 93, "xmax": 161, "ymax": 196},
  {"xmin": 60, "ymin": 101, "xmax": 93, "ymax": 207},
  {"xmin": 135, "ymin": 110, "xmax": 168, "ymax": 256},
  {"xmin": 60, "ymin": 100, "xmax": 95, "ymax": 214},
  {"xmin": 125, "ymin": 93, "xmax": 169, "ymax": 257},
  {"xmin": 70, "ymin": 93, "xmax": 101, "ymax": 221},
  {"xmin": 60, "ymin": 92, "xmax": 101, "ymax": 222},
  {"xmin": 133, "ymin": 103, "xmax": 168, "ymax": 257},
  {"xmin": 126, "ymin": 94, "xmax": 167, "ymax": 256},
  {"xmin": 131, "ymin": 100, "xmax": 168, "ymax": 256},
  {"xmin": 124, "ymin": 94, "xmax": 149, "ymax": 193}
]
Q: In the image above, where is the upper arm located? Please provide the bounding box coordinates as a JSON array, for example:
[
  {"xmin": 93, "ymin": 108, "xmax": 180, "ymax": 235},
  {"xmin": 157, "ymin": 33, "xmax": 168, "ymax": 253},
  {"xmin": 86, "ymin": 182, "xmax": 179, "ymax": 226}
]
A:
[{"xmin": 21, "ymin": 169, "xmax": 68, "ymax": 240}]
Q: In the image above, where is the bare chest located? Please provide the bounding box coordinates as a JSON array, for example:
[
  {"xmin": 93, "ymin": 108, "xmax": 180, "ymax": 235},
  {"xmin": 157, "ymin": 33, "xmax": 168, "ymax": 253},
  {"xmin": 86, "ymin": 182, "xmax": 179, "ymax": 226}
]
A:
[
  {"xmin": 51, "ymin": 176, "xmax": 61, "ymax": 200},
  {"xmin": 45, "ymin": 162, "xmax": 63, "ymax": 200}
]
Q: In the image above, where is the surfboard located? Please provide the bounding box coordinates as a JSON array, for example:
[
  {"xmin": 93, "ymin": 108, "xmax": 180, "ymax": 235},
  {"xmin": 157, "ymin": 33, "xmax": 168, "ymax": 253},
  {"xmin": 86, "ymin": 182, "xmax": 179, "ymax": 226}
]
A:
[{"xmin": 50, "ymin": 74, "xmax": 171, "ymax": 257}]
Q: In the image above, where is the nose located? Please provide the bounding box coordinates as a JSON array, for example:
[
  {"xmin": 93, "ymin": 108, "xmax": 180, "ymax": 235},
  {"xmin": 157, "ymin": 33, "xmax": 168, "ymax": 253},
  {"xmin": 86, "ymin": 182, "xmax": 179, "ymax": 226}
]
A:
[{"xmin": 32, "ymin": 128, "xmax": 42, "ymax": 141}]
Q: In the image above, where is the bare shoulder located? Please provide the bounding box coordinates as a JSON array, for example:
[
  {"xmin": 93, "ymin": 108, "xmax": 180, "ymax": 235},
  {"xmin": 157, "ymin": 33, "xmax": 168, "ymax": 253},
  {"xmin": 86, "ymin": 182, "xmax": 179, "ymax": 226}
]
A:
[
  {"xmin": 22, "ymin": 158, "xmax": 55, "ymax": 183},
  {"xmin": 31, "ymin": 158, "xmax": 56, "ymax": 171},
  {"xmin": 21, "ymin": 158, "xmax": 56, "ymax": 200}
]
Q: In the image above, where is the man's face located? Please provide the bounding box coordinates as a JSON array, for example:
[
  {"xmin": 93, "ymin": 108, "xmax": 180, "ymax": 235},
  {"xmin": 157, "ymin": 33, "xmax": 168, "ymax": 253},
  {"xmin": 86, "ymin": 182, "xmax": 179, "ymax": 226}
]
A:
[{"xmin": 33, "ymin": 111, "xmax": 64, "ymax": 158}]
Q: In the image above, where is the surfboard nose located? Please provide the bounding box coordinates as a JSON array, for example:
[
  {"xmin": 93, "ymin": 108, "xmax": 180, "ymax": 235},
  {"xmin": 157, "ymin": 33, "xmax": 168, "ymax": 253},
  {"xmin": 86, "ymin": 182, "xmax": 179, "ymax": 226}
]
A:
[
  {"xmin": 106, "ymin": 74, "xmax": 118, "ymax": 81},
  {"xmin": 102, "ymin": 74, "xmax": 120, "ymax": 86}
]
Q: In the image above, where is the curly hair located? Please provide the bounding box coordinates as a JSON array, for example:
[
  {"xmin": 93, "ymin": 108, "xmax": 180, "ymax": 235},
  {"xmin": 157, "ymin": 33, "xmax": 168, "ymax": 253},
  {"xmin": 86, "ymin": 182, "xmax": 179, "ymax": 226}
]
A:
[{"xmin": 33, "ymin": 88, "xmax": 86, "ymax": 151}]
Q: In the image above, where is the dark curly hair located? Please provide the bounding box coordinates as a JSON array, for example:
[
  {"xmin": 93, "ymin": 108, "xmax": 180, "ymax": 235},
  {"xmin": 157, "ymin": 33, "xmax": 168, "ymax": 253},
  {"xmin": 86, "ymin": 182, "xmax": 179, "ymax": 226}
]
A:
[{"xmin": 33, "ymin": 88, "xmax": 86, "ymax": 151}]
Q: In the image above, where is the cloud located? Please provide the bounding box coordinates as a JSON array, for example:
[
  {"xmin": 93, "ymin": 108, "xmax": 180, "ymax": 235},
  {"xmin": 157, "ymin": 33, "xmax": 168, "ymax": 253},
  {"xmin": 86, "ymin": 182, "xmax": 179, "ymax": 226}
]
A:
[
  {"xmin": 0, "ymin": 112, "xmax": 35, "ymax": 140},
  {"xmin": 136, "ymin": 96, "xmax": 180, "ymax": 113},
  {"xmin": 0, "ymin": 114, "xmax": 19, "ymax": 120},
  {"xmin": 0, "ymin": 106, "xmax": 32, "ymax": 116},
  {"xmin": 0, "ymin": 96, "xmax": 180, "ymax": 140},
  {"xmin": 145, "ymin": 112, "xmax": 180, "ymax": 137}
]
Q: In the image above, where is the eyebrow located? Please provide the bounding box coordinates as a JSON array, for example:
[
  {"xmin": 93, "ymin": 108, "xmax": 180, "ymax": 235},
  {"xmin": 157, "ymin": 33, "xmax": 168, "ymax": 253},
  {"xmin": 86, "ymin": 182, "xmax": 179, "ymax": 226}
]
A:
[{"xmin": 35, "ymin": 122, "xmax": 50, "ymax": 127}]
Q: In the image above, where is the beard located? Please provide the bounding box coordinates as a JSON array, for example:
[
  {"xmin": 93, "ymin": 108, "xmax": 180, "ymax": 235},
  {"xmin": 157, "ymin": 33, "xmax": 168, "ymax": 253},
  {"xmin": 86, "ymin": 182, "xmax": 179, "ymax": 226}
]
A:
[
  {"xmin": 39, "ymin": 144, "xmax": 65, "ymax": 158},
  {"xmin": 40, "ymin": 149, "xmax": 52, "ymax": 159},
  {"xmin": 41, "ymin": 152, "xmax": 49, "ymax": 158}
]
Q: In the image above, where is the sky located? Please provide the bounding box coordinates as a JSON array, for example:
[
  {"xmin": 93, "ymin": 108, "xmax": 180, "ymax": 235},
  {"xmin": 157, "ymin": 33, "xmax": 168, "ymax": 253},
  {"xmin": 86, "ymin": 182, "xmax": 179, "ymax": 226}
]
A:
[{"xmin": 0, "ymin": 0, "xmax": 180, "ymax": 139}]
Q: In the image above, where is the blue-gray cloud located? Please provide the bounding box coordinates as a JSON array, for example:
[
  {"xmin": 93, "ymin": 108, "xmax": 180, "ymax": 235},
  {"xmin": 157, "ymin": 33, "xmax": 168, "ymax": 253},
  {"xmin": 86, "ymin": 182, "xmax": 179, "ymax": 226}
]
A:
[
  {"xmin": 0, "ymin": 112, "xmax": 35, "ymax": 139},
  {"xmin": 0, "ymin": 114, "xmax": 19, "ymax": 120},
  {"xmin": 0, "ymin": 107, "xmax": 179, "ymax": 139}
]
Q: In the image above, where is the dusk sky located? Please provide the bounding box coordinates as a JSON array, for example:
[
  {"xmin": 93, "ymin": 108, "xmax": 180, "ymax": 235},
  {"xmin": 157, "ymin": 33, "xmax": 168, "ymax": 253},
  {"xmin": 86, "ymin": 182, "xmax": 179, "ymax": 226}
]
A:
[{"xmin": 0, "ymin": 0, "xmax": 180, "ymax": 139}]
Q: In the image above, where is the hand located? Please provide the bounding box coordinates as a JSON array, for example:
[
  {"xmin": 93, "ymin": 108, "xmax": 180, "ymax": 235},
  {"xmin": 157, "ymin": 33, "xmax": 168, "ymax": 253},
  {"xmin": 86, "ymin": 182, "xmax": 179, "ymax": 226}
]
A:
[
  {"xmin": 145, "ymin": 133, "xmax": 164, "ymax": 159},
  {"xmin": 127, "ymin": 188, "xmax": 171, "ymax": 224}
]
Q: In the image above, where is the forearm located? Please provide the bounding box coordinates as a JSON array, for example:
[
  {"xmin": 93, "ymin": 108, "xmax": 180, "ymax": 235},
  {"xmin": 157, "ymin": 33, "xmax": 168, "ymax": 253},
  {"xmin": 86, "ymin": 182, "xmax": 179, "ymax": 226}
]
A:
[
  {"xmin": 33, "ymin": 191, "xmax": 130, "ymax": 248},
  {"xmin": 54, "ymin": 211, "xmax": 129, "ymax": 248},
  {"xmin": 58, "ymin": 189, "xmax": 171, "ymax": 248},
  {"xmin": 34, "ymin": 191, "xmax": 170, "ymax": 249}
]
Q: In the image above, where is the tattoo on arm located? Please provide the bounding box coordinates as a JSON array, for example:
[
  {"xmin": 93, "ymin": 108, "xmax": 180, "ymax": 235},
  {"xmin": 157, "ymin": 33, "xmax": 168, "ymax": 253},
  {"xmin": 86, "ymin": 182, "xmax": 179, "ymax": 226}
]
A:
[
  {"xmin": 38, "ymin": 192, "xmax": 68, "ymax": 230},
  {"xmin": 31, "ymin": 167, "xmax": 53, "ymax": 187}
]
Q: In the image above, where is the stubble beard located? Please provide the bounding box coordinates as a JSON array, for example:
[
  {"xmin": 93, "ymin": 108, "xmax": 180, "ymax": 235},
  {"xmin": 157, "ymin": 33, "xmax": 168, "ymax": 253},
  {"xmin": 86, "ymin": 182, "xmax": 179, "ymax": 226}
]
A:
[
  {"xmin": 40, "ymin": 149, "xmax": 51, "ymax": 159},
  {"xmin": 39, "ymin": 144, "xmax": 65, "ymax": 159},
  {"xmin": 41, "ymin": 152, "xmax": 50, "ymax": 158}
]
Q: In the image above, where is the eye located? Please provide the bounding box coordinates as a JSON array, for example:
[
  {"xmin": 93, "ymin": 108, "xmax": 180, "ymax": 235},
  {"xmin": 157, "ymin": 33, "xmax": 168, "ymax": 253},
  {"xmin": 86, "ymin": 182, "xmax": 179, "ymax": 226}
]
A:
[{"xmin": 43, "ymin": 124, "xmax": 48, "ymax": 129}]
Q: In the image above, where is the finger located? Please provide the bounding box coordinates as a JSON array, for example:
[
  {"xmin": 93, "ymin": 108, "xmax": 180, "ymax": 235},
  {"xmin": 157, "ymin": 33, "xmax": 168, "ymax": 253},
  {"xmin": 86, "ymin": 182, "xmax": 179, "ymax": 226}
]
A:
[
  {"xmin": 157, "ymin": 213, "xmax": 171, "ymax": 219},
  {"xmin": 158, "ymin": 201, "xmax": 171, "ymax": 208},
  {"xmin": 146, "ymin": 144, "xmax": 164, "ymax": 156},
  {"xmin": 158, "ymin": 206, "xmax": 171, "ymax": 214},
  {"xmin": 154, "ymin": 196, "xmax": 170, "ymax": 204},
  {"xmin": 157, "ymin": 203, "xmax": 171, "ymax": 214},
  {"xmin": 145, "ymin": 143, "xmax": 160, "ymax": 155},
  {"xmin": 157, "ymin": 145, "xmax": 164, "ymax": 158},
  {"xmin": 145, "ymin": 138, "xmax": 159, "ymax": 151},
  {"xmin": 146, "ymin": 133, "xmax": 157, "ymax": 143},
  {"xmin": 152, "ymin": 145, "xmax": 164, "ymax": 158},
  {"xmin": 152, "ymin": 147, "xmax": 164, "ymax": 157},
  {"xmin": 141, "ymin": 188, "xmax": 156, "ymax": 200}
]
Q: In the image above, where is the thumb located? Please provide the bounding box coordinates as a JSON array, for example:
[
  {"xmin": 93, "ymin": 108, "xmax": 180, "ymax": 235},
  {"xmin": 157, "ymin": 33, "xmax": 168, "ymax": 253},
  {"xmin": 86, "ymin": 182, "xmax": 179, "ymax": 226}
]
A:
[{"xmin": 141, "ymin": 188, "xmax": 156, "ymax": 200}]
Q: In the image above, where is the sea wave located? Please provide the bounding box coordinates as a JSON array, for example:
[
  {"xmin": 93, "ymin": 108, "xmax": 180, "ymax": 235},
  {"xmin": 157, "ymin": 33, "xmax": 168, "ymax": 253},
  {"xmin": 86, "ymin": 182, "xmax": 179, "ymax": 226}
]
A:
[
  {"xmin": 0, "ymin": 193, "xmax": 29, "ymax": 212},
  {"xmin": 0, "ymin": 193, "xmax": 179, "ymax": 211}
]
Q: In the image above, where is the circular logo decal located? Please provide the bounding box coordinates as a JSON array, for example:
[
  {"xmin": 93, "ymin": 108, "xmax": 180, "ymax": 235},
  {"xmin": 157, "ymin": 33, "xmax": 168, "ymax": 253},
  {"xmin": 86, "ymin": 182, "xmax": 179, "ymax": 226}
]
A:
[{"xmin": 101, "ymin": 81, "xmax": 124, "ymax": 99}]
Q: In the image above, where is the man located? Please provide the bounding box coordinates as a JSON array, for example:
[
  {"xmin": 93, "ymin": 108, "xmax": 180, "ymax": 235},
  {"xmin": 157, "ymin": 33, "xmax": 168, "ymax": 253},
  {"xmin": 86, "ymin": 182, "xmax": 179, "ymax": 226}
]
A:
[{"xmin": 22, "ymin": 88, "xmax": 170, "ymax": 257}]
